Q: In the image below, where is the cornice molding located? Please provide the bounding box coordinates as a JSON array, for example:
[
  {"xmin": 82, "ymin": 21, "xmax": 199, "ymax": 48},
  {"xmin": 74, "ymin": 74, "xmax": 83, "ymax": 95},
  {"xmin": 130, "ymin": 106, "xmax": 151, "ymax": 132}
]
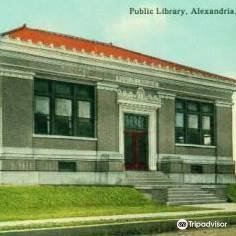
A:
[
  {"xmin": 0, "ymin": 68, "xmax": 34, "ymax": 80},
  {"xmin": 0, "ymin": 37, "xmax": 235, "ymax": 91},
  {"xmin": 215, "ymin": 100, "xmax": 232, "ymax": 108},
  {"xmin": 96, "ymin": 82, "xmax": 118, "ymax": 91},
  {"xmin": 157, "ymin": 91, "xmax": 176, "ymax": 100}
]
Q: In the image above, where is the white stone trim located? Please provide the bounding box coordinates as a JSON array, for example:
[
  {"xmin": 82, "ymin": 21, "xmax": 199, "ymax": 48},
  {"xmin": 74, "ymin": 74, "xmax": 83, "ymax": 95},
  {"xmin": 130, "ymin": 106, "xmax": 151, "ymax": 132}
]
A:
[
  {"xmin": 0, "ymin": 147, "xmax": 96, "ymax": 159},
  {"xmin": 118, "ymin": 92, "xmax": 160, "ymax": 170},
  {"xmin": 157, "ymin": 91, "xmax": 176, "ymax": 100},
  {"xmin": 215, "ymin": 100, "xmax": 232, "ymax": 108},
  {"xmin": 0, "ymin": 147, "xmax": 123, "ymax": 160},
  {"xmin": 0, "ymin": 68, "xmax": 34, "ymax": 80},
  {"xmin": 175, "ymin": 143, "xmax": 216, "ymax": 149},
  {"xmin": 96, "ymin": 82, "xmax": 118, "ymax": 91},
  {"xmin": 158, "ymin": 154, "xmax": 233, "ymax": 164},
  {"xmin": 33, "ymin": 134, "xmax": 97, "ymax": 141},
  {"xmin": 33, "ymin": 148, "xmax": 96, "ymax": 156},
  {"xmin": 0, "ymin": 147, "xmax": 33, "ymax": 155},
  {"xmin": 97, "ymin": 151, "xmax": 123, "ymax": 160},
  {"xmin": 233, "ymin": 91, "xmax": 236, "ymax": 172}
]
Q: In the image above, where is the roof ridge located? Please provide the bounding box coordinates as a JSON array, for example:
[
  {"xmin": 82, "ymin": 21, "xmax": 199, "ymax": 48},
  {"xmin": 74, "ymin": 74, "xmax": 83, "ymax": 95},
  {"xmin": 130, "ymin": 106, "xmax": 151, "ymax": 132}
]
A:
[{"xmin": 1, "ymin": 24, "xmax": 27, "ymax": 36}]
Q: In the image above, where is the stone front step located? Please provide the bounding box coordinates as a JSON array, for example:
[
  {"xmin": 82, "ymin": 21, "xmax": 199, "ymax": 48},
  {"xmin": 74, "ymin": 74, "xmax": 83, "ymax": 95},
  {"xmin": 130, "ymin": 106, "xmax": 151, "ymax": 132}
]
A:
[
  {"xmin": 167, "ymin": 185, "xmax": 226, "ymax": 205},
  {"xmin": 168, "ymin": 193, "xmax": 217, "ymax": 198},
  {"xmin": 125, "ymin": 171, "xmax": 166, "ymax": 178},
  {"xmin": 127, "ymin": 178, "xmax": 174, "ymax": 182},
  {"xmin": 167, "ymin": 199, "xmax": 226, "ymax": 205},
  {"xmin": 168, "ymin": 196, "xmax": 220, "ymax": 201},
  {"xmin": 168, "ymin": 189, "xmax": 208, "ymax": 193},
  {"xmin": 127, "ymin": 181, "xmax": 174, "ymax": 185},
  {"xmin": 167, "ymin": 186, "xmax": 204, "ymax": 190},
  {"xmin": 127, "ymin": 177, "xmax": 172, "ymax": 181},
  {"xmin": 135, "ymin": 185, "xmax": 175, "ymax": 189},
  {"xmin": 125, "ymin": 171, "xmax": 175, "ymax": 187},
  {"xmin": 136, "ymin": 184, "xmax": 204, "ymax": 189}
]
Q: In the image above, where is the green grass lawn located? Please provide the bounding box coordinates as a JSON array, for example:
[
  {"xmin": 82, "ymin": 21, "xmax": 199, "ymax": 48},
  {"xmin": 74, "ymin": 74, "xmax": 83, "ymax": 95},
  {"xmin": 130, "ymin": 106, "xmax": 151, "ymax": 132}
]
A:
[
  {"xmin": 227, "ymin": 184, "xmax": 236, "ymax": 202},
  {"xmin": 0, "ymin": 186, "xmax": 197, "ymax": 221}
]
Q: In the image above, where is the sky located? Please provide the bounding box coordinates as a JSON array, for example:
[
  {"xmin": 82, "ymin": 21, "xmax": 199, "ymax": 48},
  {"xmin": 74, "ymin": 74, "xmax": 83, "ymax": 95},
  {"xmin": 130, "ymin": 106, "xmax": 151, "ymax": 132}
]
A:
[{"xmin": 1, "ymin": 0, "xmax": 236, "ymax": 79}]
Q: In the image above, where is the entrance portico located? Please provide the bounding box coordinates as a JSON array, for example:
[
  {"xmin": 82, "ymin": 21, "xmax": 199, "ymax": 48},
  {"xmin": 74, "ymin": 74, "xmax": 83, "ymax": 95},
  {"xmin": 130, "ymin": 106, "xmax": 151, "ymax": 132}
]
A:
[{"xmin": 118, "ymin": 87, "xmax": 161, "ymax": 171}]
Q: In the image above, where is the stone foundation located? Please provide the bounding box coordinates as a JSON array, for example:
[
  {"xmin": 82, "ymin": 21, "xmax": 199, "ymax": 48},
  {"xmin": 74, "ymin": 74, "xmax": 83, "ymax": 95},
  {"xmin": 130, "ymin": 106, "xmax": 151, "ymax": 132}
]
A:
[
  {"xmin": 159, "ymin": 156, "xmax": 236, "ymax": 184},
  {"xmin": 0, "ymin": 171, "xmax": 125, "ymax": 185}
]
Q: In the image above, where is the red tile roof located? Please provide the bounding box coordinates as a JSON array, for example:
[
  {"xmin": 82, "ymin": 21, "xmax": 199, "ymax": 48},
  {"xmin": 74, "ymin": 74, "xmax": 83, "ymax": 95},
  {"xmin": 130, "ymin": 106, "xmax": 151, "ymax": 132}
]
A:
[{"xmin": 1, "ymin": 24, "xmax": 235, "ymax": 83}]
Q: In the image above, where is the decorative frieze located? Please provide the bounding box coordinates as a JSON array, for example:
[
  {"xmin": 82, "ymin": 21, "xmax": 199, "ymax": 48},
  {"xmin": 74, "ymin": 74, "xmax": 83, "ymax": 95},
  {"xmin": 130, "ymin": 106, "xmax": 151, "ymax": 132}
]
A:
[{"xmin": 117, "ymin": 87, "xmax": 161, "ymax": 108}]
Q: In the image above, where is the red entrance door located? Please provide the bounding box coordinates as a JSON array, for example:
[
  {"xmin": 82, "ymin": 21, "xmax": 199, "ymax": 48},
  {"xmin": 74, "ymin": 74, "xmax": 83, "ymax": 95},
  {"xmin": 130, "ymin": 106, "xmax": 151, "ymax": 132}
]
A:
[{"xmin": 124, "ymin": 114, "xmax": 148, "ymax": 170}]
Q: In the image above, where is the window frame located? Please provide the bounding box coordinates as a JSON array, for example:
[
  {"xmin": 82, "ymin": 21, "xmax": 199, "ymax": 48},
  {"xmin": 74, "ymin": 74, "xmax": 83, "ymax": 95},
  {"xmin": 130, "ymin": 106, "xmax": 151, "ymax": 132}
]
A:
[
  {"xmin": 34, "ymin": 79, "xmax": 95, "ymax": 138},
  {"xmin": 175, "ymin": 99, "xmax": 215, "ymax": 146}
]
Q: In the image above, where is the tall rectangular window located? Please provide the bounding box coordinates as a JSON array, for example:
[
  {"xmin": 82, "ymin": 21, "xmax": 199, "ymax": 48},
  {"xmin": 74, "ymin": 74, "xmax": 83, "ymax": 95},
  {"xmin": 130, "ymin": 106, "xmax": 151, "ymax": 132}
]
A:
[
  {"xmin": 175, "ymin": 99, "xmax": 214, "ymax": 145},
  {"xmin": 76, "ymin": 85, "xmax": 94, "ymax": 137},
  {"xmin": 34, "ymin": 80, "xmax": 51, "ymax": 134},
  {"xmin": 34, "ymin": 79, "xmax": 95, "ymax": 137},
  {"xmin": 35, "ymin": 96, "xmax": 50, "ymax": 134}
]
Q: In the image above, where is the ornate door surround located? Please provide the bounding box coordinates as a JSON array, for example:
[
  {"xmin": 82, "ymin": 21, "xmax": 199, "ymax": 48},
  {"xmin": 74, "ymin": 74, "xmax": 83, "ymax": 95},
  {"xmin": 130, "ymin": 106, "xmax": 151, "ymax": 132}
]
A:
[{"xmin": 118, "ymin": 87, "xmax": 161, "ymax": 171}]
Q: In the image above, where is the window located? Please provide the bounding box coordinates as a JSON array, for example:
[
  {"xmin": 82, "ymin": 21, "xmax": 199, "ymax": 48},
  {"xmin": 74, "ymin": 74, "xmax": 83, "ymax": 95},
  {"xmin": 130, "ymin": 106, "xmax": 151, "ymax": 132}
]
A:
[
  {"xmin": 35, "ymin": 96, "xmax": 50, "ymax": 134},
  {"xmin": 34, "ymin": 79, "xmax": 95, "ymax": 137},
  {"xmin": 124, "ymin": 114, "xmax": 148, "ymax": 130},
  {"xmin": 175, "ymin": 99, "xmax": 214, "ymax": 145},
  {"xmin": 191, "ymin": 164, "xmax": 203, "ymax": 174},
  {"xmin": 58, "ymin": 161, "xmax": 76, "ymax": 172},
  {"xmin": 55, "ymin": 98, "xmax": 72, "ymax": 135}
]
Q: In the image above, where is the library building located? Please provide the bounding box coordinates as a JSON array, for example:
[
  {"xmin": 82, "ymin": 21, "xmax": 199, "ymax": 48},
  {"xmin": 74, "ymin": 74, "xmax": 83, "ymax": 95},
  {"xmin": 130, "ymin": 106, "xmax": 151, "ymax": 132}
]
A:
[{"xmin": 0, "ymin": 25, "xmax": 235, "ymax": 188}]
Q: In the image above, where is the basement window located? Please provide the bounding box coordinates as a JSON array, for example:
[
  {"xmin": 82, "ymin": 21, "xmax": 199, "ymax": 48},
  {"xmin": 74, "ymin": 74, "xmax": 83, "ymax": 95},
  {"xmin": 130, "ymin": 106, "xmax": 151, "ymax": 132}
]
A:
[
  {"xmin": 58, "ymin": 161, "xmax": 77, "ymax": 172},
  {"xmin": 191, "ymin": 164, "xmax": 203, "ymax": 174}
]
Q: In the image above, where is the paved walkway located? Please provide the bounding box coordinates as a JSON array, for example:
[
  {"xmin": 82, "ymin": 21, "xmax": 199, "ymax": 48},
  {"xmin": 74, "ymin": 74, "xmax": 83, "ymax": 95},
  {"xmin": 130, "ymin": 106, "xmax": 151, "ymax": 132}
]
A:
[
  {"xmin": 158, "ymin": 226, "xmax": 236, "ymax": 236},
  {"xmin": 0, "ymin": 203, "xmax": 236, "ymax": 228}
]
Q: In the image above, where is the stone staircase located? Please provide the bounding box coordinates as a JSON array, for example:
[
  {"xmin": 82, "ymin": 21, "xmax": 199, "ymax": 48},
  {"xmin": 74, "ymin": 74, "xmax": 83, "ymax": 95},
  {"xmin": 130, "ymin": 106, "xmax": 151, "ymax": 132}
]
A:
[
  {"xmin": 125, "ymin": 171, "xmax": 175, "ymax": 187},
  {"xmin": 167, "ymin": 185, "xmax": 226, "ymax": 205},
  {"xmin": 124, "ymin": 171, "xmax": 226, "ymax": 205}
]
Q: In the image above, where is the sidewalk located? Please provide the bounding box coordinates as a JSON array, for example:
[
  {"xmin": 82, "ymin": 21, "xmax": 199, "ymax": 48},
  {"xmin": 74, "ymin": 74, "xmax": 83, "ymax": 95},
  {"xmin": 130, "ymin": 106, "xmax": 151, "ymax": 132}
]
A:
[{"xmin": 0, "ymin": 203, "xmax": 236, "ymax": 229}]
